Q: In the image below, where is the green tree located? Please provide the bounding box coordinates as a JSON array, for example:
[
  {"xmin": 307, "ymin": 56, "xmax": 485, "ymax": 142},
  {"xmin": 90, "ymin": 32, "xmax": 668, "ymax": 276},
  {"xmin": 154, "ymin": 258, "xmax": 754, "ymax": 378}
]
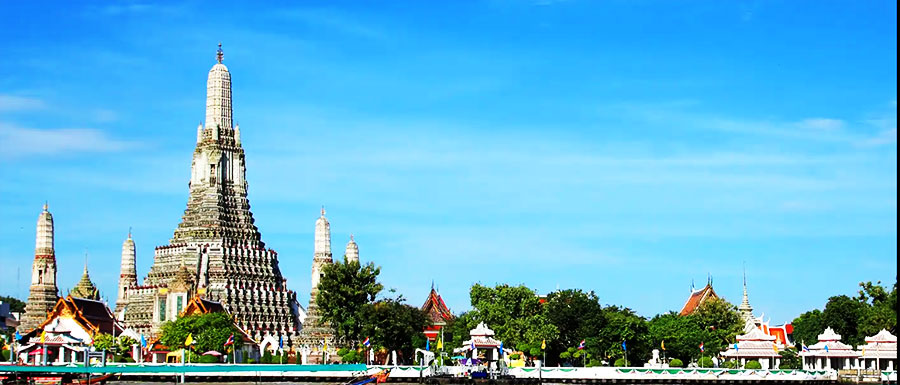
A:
[
  {"xmin": 778, "ymin": 348, "xmax": 801, "ymax": 369},
  {"xmin": 822, "ymin": 295, "xmax": 866, "ymax": 347},
  {"xmin": 856, "ymin": 281, "xmax": 897, "ymax": 337},
  {"xmin": 443, "ymin": 311, "xmax": 476, "ymax": 351},
  {"xmin": 598, "ymin": 306, "xmax": 650, "ymax": 364},
  {"xmin": 0, "ymin": 296, "xmax": 26, "ymax": 313},
  {"xmin": 691, "ymin": 298, "xmax": 743, "ymax": 355},
  {"xmin": 648, "ymin": 312, "xmax": 704, "ymax": 363},
  {"xmin": 317, "ymin": 258, "xmax": 383, "ymax": 345},
  {"xmin": 791, "ymin": 309, "xmax": 825, "ymax": 348},
  {"xmin": 92, "ymin": 334, "xmax": 117, "ymax": 352},
  {"xmin": 159, "ymin": 312, "xmax": 240, "ymax": 355},
  {"xmin": 468, "ymin": 283, "xmax": 558, "ymax": 351},
  {"xmin": 542, "ymin": 289, "xmax": 604, "ymax": 366},
  {"xmin": 362, "ymin": 294, "xmax": 428, "ymax": 364}
]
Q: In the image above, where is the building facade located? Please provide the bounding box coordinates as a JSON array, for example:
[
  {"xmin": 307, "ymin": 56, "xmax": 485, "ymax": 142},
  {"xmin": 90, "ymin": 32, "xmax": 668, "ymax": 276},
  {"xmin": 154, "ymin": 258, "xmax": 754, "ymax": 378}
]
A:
[
  {"xmin": 19, "ymin": 204, "xmax": 60, "ymax": 333},
  {"xmin": 119, "ymin": 44, "xmax": 302, "ymax": 344}
]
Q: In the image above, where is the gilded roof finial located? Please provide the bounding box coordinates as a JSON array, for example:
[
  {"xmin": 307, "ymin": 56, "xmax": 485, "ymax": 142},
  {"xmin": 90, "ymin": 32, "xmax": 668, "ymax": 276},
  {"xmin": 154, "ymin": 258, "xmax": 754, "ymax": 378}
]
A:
[
  {"xmin": 128, "ymin": 226, "xmax": 132, "ymax": 239},
  {"xmin": 216, "ymin": 42, "xmax": 224, "ymax": 63},
  {"xmin": 350, "ymin": 233, "xmax": 354, "ymax": 242},
  {"xmin": 321, "ymin": 206, "xmax": 326, "ymax": 217},
  {"xmin": 43, "ymin": 201, "xmax": 49, "ymax": 212}
]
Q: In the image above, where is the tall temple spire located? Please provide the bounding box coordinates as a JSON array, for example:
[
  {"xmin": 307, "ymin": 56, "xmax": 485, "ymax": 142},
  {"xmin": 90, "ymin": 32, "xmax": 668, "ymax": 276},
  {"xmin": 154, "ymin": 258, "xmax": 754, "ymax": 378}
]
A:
[
  {"xmin": 205, "ymin": 42, "xmax": 233, "ymax": 137},
  {"xmin": 20, "ymin": 204, "xmax": 59, "ymax": 332},
  {"xmin": 314, "ymin": 207, "xmax": 332, "ymax": 258},
  {"xmin": 738, "ymin": 264, "xmax": 753, "ymax": 321},
  {"xmin": 345, "ymin": 234, "xmax": 359, "ymax": 263},
  {"xmin": 115, "ymin": 229, "xmax": 137, "ymax": 315},
  {"xmin": 123, "ymin": 46, "xmax": 300, "ymax": 347}
]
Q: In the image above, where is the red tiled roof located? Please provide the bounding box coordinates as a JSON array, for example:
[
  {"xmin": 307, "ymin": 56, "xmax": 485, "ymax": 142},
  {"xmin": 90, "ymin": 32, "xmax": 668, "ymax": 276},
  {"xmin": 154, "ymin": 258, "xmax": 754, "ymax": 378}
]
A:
[
  {"xmin": 422, "ymin": 287, "xmax": 454, "ymax": 325},
  {"xmin": 679, "ymin": 284, "xmax": 718, "ymax": 316}
]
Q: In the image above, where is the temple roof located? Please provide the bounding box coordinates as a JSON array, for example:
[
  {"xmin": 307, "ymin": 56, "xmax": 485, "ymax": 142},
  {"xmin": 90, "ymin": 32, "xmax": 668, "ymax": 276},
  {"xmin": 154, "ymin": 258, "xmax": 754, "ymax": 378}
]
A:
[
  {"xmin": 737, "ymin": 326, "xmax": 777, "ymax": 342},
  {"xmin": 865, "ymin": 329, "xmax": 897, "ymax": 344},
  {"xmin": 422, "ymin": 286, "xmax": 454, "ymax": 325},
  {"xmin": 817, "ymin": 327, "xmax": 842, "ymax": 342},
  {"xmin": 34, "ymin": 295, "xmax": 122, "ymax": 337},
  {"xmin": 181, "ymin": 296, "xmax": 226, "ymax": 317},
  {"xmin": 70, "ymin": 264, "xmax": 100, "ymax": 301},
  {"xmin": 679, "ymin": 283, "xmax": 718, "ymax": 316}
]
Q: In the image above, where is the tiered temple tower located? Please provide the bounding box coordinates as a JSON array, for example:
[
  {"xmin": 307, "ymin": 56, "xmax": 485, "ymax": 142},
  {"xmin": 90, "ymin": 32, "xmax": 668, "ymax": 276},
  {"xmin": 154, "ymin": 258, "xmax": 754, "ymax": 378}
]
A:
[
  {"xmin": 345, "ymin": 235, "xmax": 359, "ymax": 263},
  {"xmin": 296, "ymin": 209, "xmax": 337, "ymax": 359},
  {"xmin": 19, "ymin": 204, "xmax": 60, "ymax": 332},
  {"xmin": 121, "ymin": 44, "xmax": 302, "ymax": 342},
  {"xmin": 115, "ymin": 231, "xmax": 137, "ymax": 316},
  {"xmin": 69, "ymin": 260, "xmax": 101, "ymax": 300},
  {"xmin": 738, "ymin": 269, "xmax": 753, "ymax": 322}
]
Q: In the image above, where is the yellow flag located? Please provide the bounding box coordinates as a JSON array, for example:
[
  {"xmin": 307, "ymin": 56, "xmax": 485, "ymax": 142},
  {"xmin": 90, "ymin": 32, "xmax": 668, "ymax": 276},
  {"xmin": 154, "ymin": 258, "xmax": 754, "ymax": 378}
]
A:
[
  {"xmin": 185, "ymin": 333, "xmax": 194, "ymax": 346},
  {"xmin": 436, "ymin": 338, "xmax": 443, "ymax": 350},
  {"xmin": 324, "ymin": 339, "xmax": 328, "ymax": 351},
  {"xmin": 772, "ymin": 343, "xmax": 778, "ymax": 352},
  {"xmin": 861, "ymin": 348, "xmax": 866, "ymax": 356},
  {"xmin": 541, "ymin": 339, "xmax": 546, "ymax": 350},
  {"xmin": 661, "ymin": 340, "xmax": 666, "ymax": 351},
  {"xmin": 40, "ymin": 331, "xmax": 46, "ymax": 344}
]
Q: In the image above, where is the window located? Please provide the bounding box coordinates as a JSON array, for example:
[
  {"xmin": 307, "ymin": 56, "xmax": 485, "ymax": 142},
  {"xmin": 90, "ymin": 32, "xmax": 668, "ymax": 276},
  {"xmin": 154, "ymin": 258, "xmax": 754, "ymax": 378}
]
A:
[
  {"xmin": 158, "ymin": 298, "xmax": 167, "ymax": 322},
  {"xmin": 176, "ymin": 296, "xmax": 183, "ymax": 317}
]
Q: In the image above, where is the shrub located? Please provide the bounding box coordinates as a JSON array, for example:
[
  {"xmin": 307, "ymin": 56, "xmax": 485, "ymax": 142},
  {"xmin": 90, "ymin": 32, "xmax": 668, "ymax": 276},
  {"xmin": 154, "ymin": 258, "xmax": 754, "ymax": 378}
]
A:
[
  {"xmin": 0, "ymin": 349, "xmax": 8, "ymax": 361},
  {"xmin": 510, "ymin": 354, "xmax": 520, "ymax": 360},
  {"xmin": 698, "ymin": 356, "xmax": 714, "ymax": 368},
  {"xmin": 745, "ymin": 360, "xmax": 762, "ymax": 369},
  {"xmin": 247, "ymin": 358, "xmax": 257, "ymax": 364},
  {"xmin": 587, "ymin": 359, "xmax": 601, "ymax": 367},
  {"xmin": 199, "ymin": 354, "xmax": 219, "ymax": 363},
  {"xmin": 722, "ymin": 360, "xmax": 738, "ymax": 369},
  {"xmin": 614, "ymin": 358, "xmax": 626, "ymax": 367},
  {"xmin": 337, "ymin": 348, "xmax": 349, "ymax": 356},
  {"xmin": 261, "ymin": 350, "xmax": 273, "ymax": 364},
  {"xmin": 122, "ymin": 356, "xmax": 135, "ymax": 363},
  {"xmin": 669, "ymin": 358, "xmax": 683, "ymax": 368}
]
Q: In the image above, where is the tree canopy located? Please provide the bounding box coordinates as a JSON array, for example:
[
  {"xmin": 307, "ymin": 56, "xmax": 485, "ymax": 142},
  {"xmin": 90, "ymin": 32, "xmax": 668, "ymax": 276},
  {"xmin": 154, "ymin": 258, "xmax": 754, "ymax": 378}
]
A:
[
  {"xmin": 316, "ymin": 258, "xmax": 383, "ymax": 345},
  {"xmin": 159, "ymin": 312, "xmax": 240, "ymax": 354},
  {"xmin": 791, "ymin": 281, "xmax": 896, "ymax": 349}
]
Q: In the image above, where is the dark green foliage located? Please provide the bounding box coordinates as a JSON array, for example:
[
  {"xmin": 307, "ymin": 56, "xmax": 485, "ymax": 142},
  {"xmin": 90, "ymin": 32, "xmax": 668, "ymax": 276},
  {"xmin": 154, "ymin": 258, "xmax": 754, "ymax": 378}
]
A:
[
  {"xmin": 745, "ymin": 360, "xmax": 762, "ymax": 369},
  {"xmin": 669, "ymin": 358, "xmax": 683, "ymax": 367},
  {"xmin": 261, "ymin": 350, "xmax": 273, "ymax": 364},
  {"xmin": 0, "ymin": 349, "xmax": 9, "ymax": 361},
  {"xmin": 469, "ymin": 284, "xmax": 558, "ymax": 351},
  {"xmin": 791, "ymin": 309, "xmax": 825, "ymax": 348},
  {"xmin": 0, "ymin": 296, "xmax": 26, "ymax": 313},
  {"xmin": 341, "ymin": 349, "xmax": 363, "ymax": 363},
  {"xmin": 722, "ymin": 360, "xmax": 738, "ymax": 369},
  {"xmin": 697, "ymin": 356, "xmax": 713, "ymax": 368},
  {"xmin": 317, "ymin": 259, "xmax": 383, "ymax": 345},
  {"xmin": 542, "ymin": 289, "xmax": 604, "ymax": 365},
  {"xmin": 792, "ymin": 281, "xmax": 897, "ymax": 349},
  {"xmin": 362, "ymin": 294, "xmax": 429, "ymax": 363},
  {"xmin": 647, "ymin": 298, "xmax": 742, "ymax": 363},
  {"xmin": 159, "ymin": 312, "xmax": 239, "ymax": 356},
  {"xmin": 779, "ymin": 348, "xmax": 801, "ymax": 369},
  {"xmin": 613, "ymin": 358, "xmax": 626, "ymax": 367}
]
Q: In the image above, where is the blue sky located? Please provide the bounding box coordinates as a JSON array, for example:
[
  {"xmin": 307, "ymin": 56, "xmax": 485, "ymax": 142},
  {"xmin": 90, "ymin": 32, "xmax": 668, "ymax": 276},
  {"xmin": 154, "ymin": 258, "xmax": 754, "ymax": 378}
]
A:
[{"xmin": 0, "ymin": 1, "xmax": 896, "ymax": 324}]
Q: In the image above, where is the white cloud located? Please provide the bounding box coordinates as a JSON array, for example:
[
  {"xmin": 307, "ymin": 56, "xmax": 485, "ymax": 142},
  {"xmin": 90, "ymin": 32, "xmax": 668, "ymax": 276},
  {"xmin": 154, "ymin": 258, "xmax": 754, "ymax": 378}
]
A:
[
  {"xmin": 796, "ymin": 118, "xmax": 844, "ymax": 132},
  {"xmin": 0, "ymin": 95, "xmax": 45, "ymax": 112},
  {"xmin": 0, "ymin": 123, "xmax": 137, "ymax": 158}
]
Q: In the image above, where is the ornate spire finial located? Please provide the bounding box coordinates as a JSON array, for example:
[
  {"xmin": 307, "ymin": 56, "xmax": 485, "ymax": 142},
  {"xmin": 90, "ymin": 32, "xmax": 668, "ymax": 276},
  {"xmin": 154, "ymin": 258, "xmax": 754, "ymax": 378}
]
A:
[
  {"xmin": 84, "ymin": 251, "xmax": 89, "ymax": 274},
  {"xmin": 43, "ymin": 201, "xmax": 49, "ymax": 211},
  {"xmin": 321, "ymin": 206, "xmax": 326, "ymax": 216},
  {"xmin": 128, "ymin": 226, "xmax": 132, "ymax": 239},
  {"xmin": 350, "ymin": 233, "xmax": 354, "ymax": 242},
  {"xmin": 216, "ymin": 42, "xmax": 224, "ymax": 63}
]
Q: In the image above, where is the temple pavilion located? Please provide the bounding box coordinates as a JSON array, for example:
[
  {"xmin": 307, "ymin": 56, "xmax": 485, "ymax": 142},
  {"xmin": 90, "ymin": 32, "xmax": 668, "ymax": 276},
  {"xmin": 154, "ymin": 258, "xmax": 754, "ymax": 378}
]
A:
[
  {"xmin": 16, "ymin": 295, "xmax": 123, "ymax": 365},
  {"xmin": 454, "ymin": 322, "xmax": 504, "ymax": 368},
  {"xmin": 858, "ymin": 329, "xmax": 897, "ymax": 371},
  {"xmin": 421, "ymin": 284, "xmax": 454, "ymax": 342},
  {"xmin": 721, "ymin": 326, "xmax": 781, "ymax": 369},
  {"xmin": 799, "ymin": 327, "xmax": 859, "ymax": 370}
]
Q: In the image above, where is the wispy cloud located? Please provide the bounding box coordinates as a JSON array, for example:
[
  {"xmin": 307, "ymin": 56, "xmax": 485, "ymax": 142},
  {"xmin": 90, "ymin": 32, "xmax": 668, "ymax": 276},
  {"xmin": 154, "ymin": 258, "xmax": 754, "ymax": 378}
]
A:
[
  {"xmin": 0, "ymin": 123, "xmax": 137, "ymax": 158},
  {"xmin": 271, "ymin": 7, "xmax": 388, "ymax": 41},
  {"xmin": 0, "ymin": 94, "xmax": 46, "ymax": 112}
]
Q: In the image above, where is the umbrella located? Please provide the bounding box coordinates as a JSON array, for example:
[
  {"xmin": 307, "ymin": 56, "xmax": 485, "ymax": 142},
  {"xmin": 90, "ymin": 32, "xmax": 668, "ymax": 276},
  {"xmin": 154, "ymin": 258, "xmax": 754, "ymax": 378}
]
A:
[
  {"xmin": 451, "ymin": 355, "xmax": 465, "ymax": 359},
  {"xmin": 202, "ymin": 351, "xmax": 223, "ymax": 356},
  {"xmin": 28, "ymin": 348, "xmax": 47, "ymax": 355}
]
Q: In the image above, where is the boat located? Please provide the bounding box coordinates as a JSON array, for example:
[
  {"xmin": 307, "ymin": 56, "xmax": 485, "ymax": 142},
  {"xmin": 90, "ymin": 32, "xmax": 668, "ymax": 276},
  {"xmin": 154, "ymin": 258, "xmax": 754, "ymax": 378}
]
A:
[
  {"xmin": 69, "ymin": 373, "xmax": 116, "ymax": 385},
  {"xmin": 347, "ymin": 368, "xmax": 392, "ymax": 385}
]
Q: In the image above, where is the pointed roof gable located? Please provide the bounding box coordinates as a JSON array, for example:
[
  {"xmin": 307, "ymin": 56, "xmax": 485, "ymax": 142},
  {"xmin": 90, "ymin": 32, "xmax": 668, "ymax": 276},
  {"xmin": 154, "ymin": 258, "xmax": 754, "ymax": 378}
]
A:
[
  {"xmin": 35, "ymin": 295, "xmax": 122, "ymax": 337},
  {"xmin": 422, "ymin": 287, "xmax": 454, "ymax": 325},
  {"xmin": 679, "ymin": 283, "xmax": 718, "ymax": 316},
  {"xmin": 180, "ymin": 295, "xmax": 226, "ymax": 318}
]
